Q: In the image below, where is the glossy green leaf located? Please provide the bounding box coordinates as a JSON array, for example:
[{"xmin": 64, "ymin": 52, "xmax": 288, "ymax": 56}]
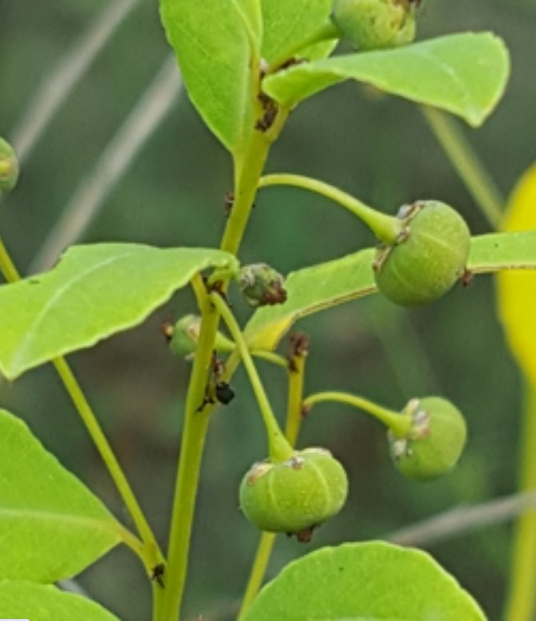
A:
[
  {"xmin": 0, "ymin": 243, "xmax": 237, "ymax": 379},
  {"xmin": 0, "ymin": 409, "xmax": 123, "ymax": 582},
  {"xmin": 160, "ymin": 0, "xmax": 261, "ymax": 152},
  {"xmin": 261, "ymin": 0, "xmax": 336, "ymax": 64},
  {"xmin": 263, "ymin": 32, "xmax": 510, "ymax": 127},
  {"xmin": 0, "ymin": 581, "xmax": 121, "ymax": 620},
  {"xmin": 242, "ymin": 542, "xmax": 487, "ymax": 621},
  {"xmin": 245, "ymin": 231, "xmax": 536, "ymax": 351}
]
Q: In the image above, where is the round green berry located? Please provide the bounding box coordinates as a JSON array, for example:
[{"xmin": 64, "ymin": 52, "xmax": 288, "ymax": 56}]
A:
[
  {"xmin": 167, "ymin": 314, "xmax": 235, "ymax": 360},
  {"xmin": 331, "ymin": 0, "xmax": 417, "ymax": 51},
  {"xmin": 0, "ymin": 137, "xmax": 19, "ymax": 196},
  {"xmin": 373, "ymin": 201, "xmax": 471, "ymax": 307},
  {"xmin": 239, "ymin": 448, "xmax": 348, "ymax": 538},
  {"xmin": 389, "ymin": 397, "xmax": 467, "ymax": 480}
]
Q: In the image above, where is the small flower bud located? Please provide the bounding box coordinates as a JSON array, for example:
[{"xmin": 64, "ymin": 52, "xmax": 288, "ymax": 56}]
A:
[
  {"xmin": 236, "ymin": 263, "xmax": 287, "ymax": 307},
  {"xmin": 0, "ymin": 137, "xmax": 19, "ymax": 196},
  {"xmin": 331, "ymin": 0, "xmax": 418, "ymax": 51},
  {"xmin": 239, "ymin": 448, "xmax": 348, "ymax": 539},
  {"xmin": 389, "ymin": 397, "xmax": 467, "ymax": 480}
]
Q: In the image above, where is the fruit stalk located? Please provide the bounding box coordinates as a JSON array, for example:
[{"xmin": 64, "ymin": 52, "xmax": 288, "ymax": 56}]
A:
[
  {"xmin": 259, "ymin": 173, "xmax": 406, "ymax": 245},
  {"xmin": 303, "ymin": 390, "xmax": 412, "ymax": 438},
  {"xmin": 210, "ymin": 291, "xmax": 294, "ymax": 462}
]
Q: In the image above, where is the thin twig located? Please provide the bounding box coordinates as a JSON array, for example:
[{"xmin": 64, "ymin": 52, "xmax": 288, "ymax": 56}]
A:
[
  {"xmin": 30, "ymin": 55, "xmax": 182, "ymax": 273},
  {"xmin": 12, "ymin": 0, "xmax": 143, "ymax": 163},
  {"xmin": 387, "ymin": 489, "xmax": 536, "ymax": 548}
]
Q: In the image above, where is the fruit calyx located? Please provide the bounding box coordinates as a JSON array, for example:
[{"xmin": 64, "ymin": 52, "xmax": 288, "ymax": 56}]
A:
[{"xmin": 388, "ymin": 396, "xmax": 467, "ymax": 480}]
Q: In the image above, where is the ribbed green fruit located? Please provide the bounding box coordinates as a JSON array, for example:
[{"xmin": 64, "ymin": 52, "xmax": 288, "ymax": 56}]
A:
[
  {"xmin": 239, "ymin": 448, "xmax": 348, "ymax": 536},
  {"xmin": 331, "ymin": 0, "xmax": 417, "ymax": 51},
  {"xmin": 168, "ymin": 314, "xmax": 234, "ymax": 359},
  {"xmin": 389, "ymin": 397, "xmax": 467, "ymax": 480},
  {"xmin": 374, "ymin": 201, "xmax": 471, "ymax": 307},
  {"xmin": 0, "ymin": 137, "xmax": 19, "ymax": 196}
]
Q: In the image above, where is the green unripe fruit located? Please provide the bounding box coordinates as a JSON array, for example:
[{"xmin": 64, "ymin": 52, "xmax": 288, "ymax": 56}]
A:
[
  {"xmin": 373, "ymin": 200, "xmax": 471, "ymax": 307},
  {"xmin": 239, "ymin": 448, "xmax": 348, "ymax": 538},
  {"xmin": 331, "ymin": 0, "xmax": 417, "ymax": 51},
  {"xmin": 0, "ymin": 137, "xmax": 19, "ymax": 196},
  {"xmin": 167, "ymin": 314, "xmax": 235, "ymax": 359},
  {"xmin": 389, "ymin": 397, "xmax": 467, "ymax": 480}
]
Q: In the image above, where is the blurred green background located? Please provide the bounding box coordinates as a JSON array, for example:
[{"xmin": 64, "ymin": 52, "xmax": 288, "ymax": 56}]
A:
[{"xmin": 1, "ymin": 1, "xmax": 535, "ymax": 620}]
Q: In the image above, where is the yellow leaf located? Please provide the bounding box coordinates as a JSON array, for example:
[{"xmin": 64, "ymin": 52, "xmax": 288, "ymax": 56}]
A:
[{"xmin": 497, "ymin": 162, "xmax": 536, "ymax": 386}]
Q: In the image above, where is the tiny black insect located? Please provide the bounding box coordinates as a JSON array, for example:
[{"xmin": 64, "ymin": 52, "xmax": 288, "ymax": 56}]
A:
[
  {"xmin": 151, "ymin": 563, "xmax": 165, "ymax": 588},
  {"xmin": 216, "ymin": 381, "xmax": 235, "ymax": 405}
]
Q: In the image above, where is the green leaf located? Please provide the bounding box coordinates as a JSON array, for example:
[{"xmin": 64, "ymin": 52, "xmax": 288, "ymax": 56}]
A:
[
  {"xmin": 0, "ymin": 409, "xmax": 123, "ymax": 582},
  {"xmin": 0, "ymin": 243, "xmax": 237, "ymax": 379},
  {"xmin": 261, "ymin": 0, "xmax": 336, "ymax": 64},
  {"xmin": 0, "ymin": 581, "xmax": 121, "ymax": 620},
  {"xmin": 244, "ymin": 248, "xmax": 376, "ymax": 351},
  {"xmin": 244, "ymin": 231, "xmax": 536, "ymax": 351},
  {"xmin": 160, "ymin": 0, "xmax": 261, "ymax": 152},
  {"xmin": 241, "ymin": 542, "xmax": 487, "ymax": 621},
  {"xmin": 263, "ymin": 32, "xmax": 510, "ymax": 127},
  {"xmin": 468, "ymin": 231, "xmax": 536, "ymax": 273}
]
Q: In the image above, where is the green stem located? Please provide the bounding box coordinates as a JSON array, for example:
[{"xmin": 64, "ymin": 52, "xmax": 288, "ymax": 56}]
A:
[
  {"xmin": 237, "ymin": 531, "xmax": 277, "ymax": 620},
  {"xmin": 251, "ymin": 349, "xmax": 289, "ymax": 368},
  {"xmin": 210, "ymin": 291, "xmax": 293, "ymax": 462},
  {"xmin": 220, "ymin": 134, "xmax": 272, "ymax": 257},
  {"xmin": 303, "ymin": 391, "xmax": 412, "ymax": 438},
  {"xmin": 259, "ymin": 173, "xmax": 405, "ymax": 245},
  {"xmin": 152, "ymin": 581, "xmax": 166, "ymax": 621},
  {"xmin": 267, "ymin": 20, "xmax": 340, "ymax": 73},
  {"xmin": 52, "ymin": 358, "xmax": 163, "ymax": 569},
  {"xmin": 504, "ymin": 384, "xmax": 536, "ymax": 621},
  {"xmin": 421, "ymin": 106, "xmax": 504, "ymax": 228},
  {"xmin": 160, "ymin": 60, "xmax": 292, "ymax": 615},
  {"xmin": 160, "ymin": 278, "xmax": 218, "ymax": 621},
  {"xmin": 285, "ymin": 350, "xmax": 307, "ymax": 447},
  {"xmin": 0, "ymin": 235, "xmax": 21, "ymax": 281},
  {"xmin": 159, "ymin": 286, "xmax": 252, "ymax": 621}
]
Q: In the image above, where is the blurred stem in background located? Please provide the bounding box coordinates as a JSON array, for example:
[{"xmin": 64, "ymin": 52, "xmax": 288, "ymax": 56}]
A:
[
  {"xmin": 503, "ymin": 384, "xmax": 536, "ymax": 621},
  {"xmin": 7, "ymin": 0, "xmax": 181, "ymax": 274},
  {"xmin": 29, "ymin": 55, "xmax": 182, "ymax": 273},
  {"xmin": 12, "ymin": 0, "xmax": 143, "ymax": 164},
  {"xmin": 421, "ymin": 106, "xmax": 504, "ymax": 228}
]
